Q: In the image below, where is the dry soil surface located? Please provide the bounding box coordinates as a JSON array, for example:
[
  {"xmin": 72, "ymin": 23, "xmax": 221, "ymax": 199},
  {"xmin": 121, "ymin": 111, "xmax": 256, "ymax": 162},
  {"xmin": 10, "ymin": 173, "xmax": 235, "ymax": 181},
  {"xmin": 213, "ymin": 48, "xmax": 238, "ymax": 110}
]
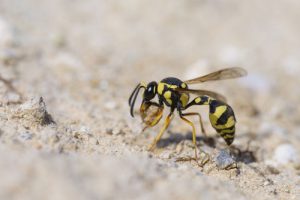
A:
[{"xmin": 0, "ymin": 1, "xmax": 300, "ymax": 200}]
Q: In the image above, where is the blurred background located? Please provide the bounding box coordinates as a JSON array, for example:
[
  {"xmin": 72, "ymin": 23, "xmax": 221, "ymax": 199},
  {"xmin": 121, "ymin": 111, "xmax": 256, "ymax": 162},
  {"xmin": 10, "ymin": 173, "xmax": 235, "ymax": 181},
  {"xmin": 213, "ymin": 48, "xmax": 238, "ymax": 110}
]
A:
[{"xmin": 0, "ymin": 0, "xmax": 299, "ymax": 200}]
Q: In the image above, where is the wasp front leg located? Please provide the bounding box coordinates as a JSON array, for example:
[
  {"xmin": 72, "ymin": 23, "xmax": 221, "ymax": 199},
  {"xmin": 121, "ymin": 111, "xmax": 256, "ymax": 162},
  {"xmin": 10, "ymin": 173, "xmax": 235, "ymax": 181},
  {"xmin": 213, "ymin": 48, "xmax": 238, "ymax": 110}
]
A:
[
  {"xmin": 148, "ymin": 110, "xmax": 174, "ymax": 151},
  {"xmin": 140, "ymin": 100, "xmax": 164, "ymax": 131}
]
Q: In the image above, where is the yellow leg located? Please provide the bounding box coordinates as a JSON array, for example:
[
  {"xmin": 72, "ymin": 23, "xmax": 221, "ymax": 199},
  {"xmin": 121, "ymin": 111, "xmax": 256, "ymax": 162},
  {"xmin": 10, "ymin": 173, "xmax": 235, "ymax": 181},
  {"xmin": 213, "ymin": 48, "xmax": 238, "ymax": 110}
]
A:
[
  {"xmin": 179, "ymin": 116, "xmax": 198, "ymax": 160},
  {"xmin": 181, "ymin": 112, "xmax": 207, "ymax": 137},
  {"xmin": 176, "ymin": 116, "xmax": 210, "ymax": 167},
  {"xmin": 148, "ymin": 113, "xmax": 173, "ymax": 151}
]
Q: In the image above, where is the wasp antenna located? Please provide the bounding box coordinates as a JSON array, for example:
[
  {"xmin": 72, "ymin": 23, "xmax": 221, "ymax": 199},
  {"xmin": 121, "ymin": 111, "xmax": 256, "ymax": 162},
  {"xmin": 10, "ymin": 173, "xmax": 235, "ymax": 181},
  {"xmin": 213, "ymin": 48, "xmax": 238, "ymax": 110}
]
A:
[
  {"xmin": 129, "ymin": 83, "xmax": 146, "ymax": 117},
  {"xmin": 128, "ymin": 82, "xmax": 147, "ymax": 106},
  {"xmin": 129, "ymin": 83, "xmax": 141, "ymax": 106}
]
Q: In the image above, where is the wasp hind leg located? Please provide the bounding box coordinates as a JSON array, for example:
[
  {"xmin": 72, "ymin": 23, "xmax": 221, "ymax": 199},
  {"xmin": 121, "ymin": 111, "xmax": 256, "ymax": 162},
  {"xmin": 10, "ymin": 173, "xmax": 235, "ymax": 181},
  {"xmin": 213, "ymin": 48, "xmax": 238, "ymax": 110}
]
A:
[{"xmin": 176, "ymin": 109, "xmax": 210, "ymax": 167}]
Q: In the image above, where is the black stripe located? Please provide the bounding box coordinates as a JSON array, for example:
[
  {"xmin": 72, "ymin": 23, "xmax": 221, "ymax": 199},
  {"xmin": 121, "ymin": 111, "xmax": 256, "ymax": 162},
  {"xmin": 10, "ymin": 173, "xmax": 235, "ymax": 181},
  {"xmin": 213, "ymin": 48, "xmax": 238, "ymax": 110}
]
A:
[
  {"xmin": 225, "ymin": 138, "xmax": 234, "ymax": 145},
  {"xmin": 215, "ymin": 125, "xmax": 235, "ymax": 133},
  {"xmin": 216, "ymin": 105, "xmax": 235, "ymax": 125},
  {"xmin": 209, "ymin": 100, "xmax": 223, "ymax": 114},
  {"xmin": 199, "ymin": 96, "xmax": 209, "ymax": 105}
]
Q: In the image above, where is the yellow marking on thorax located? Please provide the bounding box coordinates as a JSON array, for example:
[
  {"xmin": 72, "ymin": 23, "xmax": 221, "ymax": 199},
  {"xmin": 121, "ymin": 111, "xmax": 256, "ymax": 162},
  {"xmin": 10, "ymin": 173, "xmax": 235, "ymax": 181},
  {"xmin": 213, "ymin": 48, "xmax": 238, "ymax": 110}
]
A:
[
  {"xmin": 195, "ymin": 97, "xmax": 201, "ymax": 103},
  {"xmin": 164, "ymin": 91, "xmax": 172, "ymax": 99},
  {"xmin": 166, "ymin": 99, "xmax": 172, "ymax": 105},
  {"xmin": 163, "ymin": 91, "xmax": 173, "ymax": 105},
  {"xmin": 195, "ymin": 97, "xmax": 210, "ymax": 105},
  {"xmin": 157, "ymin": 83, "xmax": 165, "ymax": 95},
  {"xmin": 181, "ymin": 83, "xmax": 187, "ymax": 88},
  {"xmin": 180, "ymin": 93, "xmax": 189, "ymax": 107}
]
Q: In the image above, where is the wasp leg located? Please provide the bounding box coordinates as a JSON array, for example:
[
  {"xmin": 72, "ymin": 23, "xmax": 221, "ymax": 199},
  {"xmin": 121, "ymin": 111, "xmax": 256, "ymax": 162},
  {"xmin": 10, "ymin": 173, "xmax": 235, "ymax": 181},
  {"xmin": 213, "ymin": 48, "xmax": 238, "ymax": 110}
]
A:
[
  {"xmin": 148, "ymin": 111, "xmax": 174, "ymax": 151},
  {"xmin": 140, "ymin": 100, "xmax": 164, "ymax": 131},
  {"xmin": 176, "ymin": 108, "xmax": 210, "ymax": 167},
  {"xmin": 180, "ymin": 112, "xmax": 207, "ymax": 137}
]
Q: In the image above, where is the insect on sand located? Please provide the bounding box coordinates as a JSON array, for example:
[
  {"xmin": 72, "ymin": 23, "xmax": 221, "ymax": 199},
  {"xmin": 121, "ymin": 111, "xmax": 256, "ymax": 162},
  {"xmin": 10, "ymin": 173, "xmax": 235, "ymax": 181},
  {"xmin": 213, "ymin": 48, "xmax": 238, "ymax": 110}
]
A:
[{"xmin": 129, "ymin": 67, "xmax": 247, "ymax": 165}]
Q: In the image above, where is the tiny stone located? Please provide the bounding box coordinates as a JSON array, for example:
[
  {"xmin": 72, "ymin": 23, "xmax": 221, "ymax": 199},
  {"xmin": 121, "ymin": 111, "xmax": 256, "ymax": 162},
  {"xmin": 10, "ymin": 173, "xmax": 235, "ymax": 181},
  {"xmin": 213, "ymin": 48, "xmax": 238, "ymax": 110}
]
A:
[
  {"xmin": 160, "ymin": 151, "xmax": 171, "ymax": 159},
  {"xmin": 263, "ymin": 180, "xmax": 270, "ymax": 186},
  {"xmin": 18, "ymin": 132, "xmax": 33, "ymax": 141},
  {"xmin": 79, "ymin": 126, "xmax": 89, "ymax": 134},
  {"xmin": 215, "ymin": 149, "xmax": 236, "ymax": 170},
  {"xmin": 112, "ymin": 128, "xmax": 120, "ymax": 135}
]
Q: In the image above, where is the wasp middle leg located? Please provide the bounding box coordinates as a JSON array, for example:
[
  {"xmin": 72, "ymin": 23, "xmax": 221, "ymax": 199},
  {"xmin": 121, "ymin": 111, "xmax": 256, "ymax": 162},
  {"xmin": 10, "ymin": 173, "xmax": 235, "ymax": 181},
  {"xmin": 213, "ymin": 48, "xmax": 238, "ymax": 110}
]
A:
[{"xmin": 176, "ymin": 105, "xmax": 210, "ymax": 167}]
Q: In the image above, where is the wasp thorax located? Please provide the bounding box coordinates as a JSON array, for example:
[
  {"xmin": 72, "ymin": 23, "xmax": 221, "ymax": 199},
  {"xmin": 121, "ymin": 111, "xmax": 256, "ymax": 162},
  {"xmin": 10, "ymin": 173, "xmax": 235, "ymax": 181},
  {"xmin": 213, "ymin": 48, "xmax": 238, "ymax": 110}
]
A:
[{"xmin": 143, "ymin": 81, "xmax": 157, "ymax": 101}]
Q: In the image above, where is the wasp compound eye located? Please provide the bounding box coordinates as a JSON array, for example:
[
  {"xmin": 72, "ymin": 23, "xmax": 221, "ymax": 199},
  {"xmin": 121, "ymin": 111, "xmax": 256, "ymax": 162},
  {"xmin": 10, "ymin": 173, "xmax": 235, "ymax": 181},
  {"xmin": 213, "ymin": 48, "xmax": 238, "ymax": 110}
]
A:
[{"xmin": 144, "ymin": 81, "xmax": 157, "ymax": 101}]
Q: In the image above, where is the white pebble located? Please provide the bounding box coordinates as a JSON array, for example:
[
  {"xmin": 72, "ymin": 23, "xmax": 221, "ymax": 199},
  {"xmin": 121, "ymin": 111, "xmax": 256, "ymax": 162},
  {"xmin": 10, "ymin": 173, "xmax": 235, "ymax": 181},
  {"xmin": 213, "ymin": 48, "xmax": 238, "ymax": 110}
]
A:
[
  {"xmin": 215, "ymin": 150, "xmax": 236, "ymax": 170},
  {"xmin": 18, "ymin": 132, "xmax": 33, "ymax": 141},
  {"xmin": 79, "ymin": 126, "xmax": 90, "ymax": 134},
  {"xmin": 159, "ymin": 151, "xmax": 171, "ymax": 159}
]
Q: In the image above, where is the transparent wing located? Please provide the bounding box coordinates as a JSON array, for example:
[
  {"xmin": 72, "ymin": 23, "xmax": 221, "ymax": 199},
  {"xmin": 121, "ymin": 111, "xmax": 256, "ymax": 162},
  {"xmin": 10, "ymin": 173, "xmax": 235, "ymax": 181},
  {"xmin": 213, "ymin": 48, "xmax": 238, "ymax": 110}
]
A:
[
  {"xmin": 175, "ymin": 88, "xmax": 227, "ymax": 102},
  {"xmin": 184, "ymin": 67, "xmax": 247, "ymax": 84}
]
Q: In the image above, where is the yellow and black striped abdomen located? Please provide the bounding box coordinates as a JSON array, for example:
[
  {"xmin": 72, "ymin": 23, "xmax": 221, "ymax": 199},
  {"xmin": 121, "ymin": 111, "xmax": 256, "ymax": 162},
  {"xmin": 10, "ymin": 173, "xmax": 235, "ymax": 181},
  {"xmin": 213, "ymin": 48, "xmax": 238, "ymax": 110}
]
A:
[{"xmin": 209, "ymin": 100, "xmax": 236, "ymax": 145}]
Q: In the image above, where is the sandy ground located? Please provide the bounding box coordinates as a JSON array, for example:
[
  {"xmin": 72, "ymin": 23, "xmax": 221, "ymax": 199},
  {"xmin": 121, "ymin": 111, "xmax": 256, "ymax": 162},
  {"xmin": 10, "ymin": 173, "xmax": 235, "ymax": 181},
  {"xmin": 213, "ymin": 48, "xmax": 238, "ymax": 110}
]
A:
[{"xmin": 0, "ymin": 0, "xmax": 300, "ymax": 200}]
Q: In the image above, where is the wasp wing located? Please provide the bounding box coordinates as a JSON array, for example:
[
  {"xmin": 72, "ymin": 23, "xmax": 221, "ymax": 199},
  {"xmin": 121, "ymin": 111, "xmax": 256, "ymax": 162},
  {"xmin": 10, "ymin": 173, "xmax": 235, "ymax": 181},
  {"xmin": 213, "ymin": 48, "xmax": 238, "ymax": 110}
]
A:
[
  {"xmin": 175, "ymin": 88, "xmax": 227, "ymax": 102},
  {"xmin": 184, "ymin": 67, "xmax": 247, "ymax": 84}
]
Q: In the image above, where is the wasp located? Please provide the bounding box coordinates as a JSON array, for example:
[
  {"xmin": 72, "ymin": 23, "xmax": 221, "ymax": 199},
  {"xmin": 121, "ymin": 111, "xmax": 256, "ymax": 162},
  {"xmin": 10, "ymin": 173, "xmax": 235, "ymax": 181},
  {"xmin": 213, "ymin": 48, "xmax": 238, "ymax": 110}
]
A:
[{"xmin": 129, "ymin": 67, "xmax": 247, "ymax": 163}]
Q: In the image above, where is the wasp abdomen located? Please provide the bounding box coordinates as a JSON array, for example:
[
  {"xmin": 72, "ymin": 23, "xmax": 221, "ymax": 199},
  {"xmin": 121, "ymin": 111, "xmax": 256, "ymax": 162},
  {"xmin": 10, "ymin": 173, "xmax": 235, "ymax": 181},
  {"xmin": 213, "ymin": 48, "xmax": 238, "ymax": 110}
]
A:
[{"xmin": 209, "ymin": 100, "xmax": 236, "ymax": 145}]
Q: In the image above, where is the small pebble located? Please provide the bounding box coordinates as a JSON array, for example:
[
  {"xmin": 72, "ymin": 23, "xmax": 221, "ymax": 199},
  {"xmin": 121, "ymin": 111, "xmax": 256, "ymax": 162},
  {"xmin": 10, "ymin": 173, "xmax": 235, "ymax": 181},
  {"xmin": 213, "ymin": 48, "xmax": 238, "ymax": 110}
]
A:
[
  {"xmin": 15, "ymin": 97, "xmax": 55, "ymax": 126},
  {"xmin": 112, "ymin": 128, "xmax": 120, "ymax": 135},
  {"xmin": 160, "ymin": 151, "xmax": 171, "ymax": 159},
  {"xmin": 18, "ymin": 132, "xmax": 33, "ymax": 141},
  {"xmin": 79, "ymin": 126, "xmax": 90, "ymax": 134},
  {"xmin": 215, "ymin": 149, "xmax": 236, "ymax": 170},
  {"xmin": 263, "ymin": 180, "xmax": 271, "ymax": 186}
]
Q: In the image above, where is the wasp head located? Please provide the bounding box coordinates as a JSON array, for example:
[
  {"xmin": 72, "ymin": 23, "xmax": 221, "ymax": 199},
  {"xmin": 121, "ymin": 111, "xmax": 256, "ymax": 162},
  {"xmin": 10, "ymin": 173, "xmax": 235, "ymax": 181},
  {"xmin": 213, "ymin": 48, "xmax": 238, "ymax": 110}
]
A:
[{"xmin": 128, "ymin": 81, "xmax": 158, "ymax": 117}]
